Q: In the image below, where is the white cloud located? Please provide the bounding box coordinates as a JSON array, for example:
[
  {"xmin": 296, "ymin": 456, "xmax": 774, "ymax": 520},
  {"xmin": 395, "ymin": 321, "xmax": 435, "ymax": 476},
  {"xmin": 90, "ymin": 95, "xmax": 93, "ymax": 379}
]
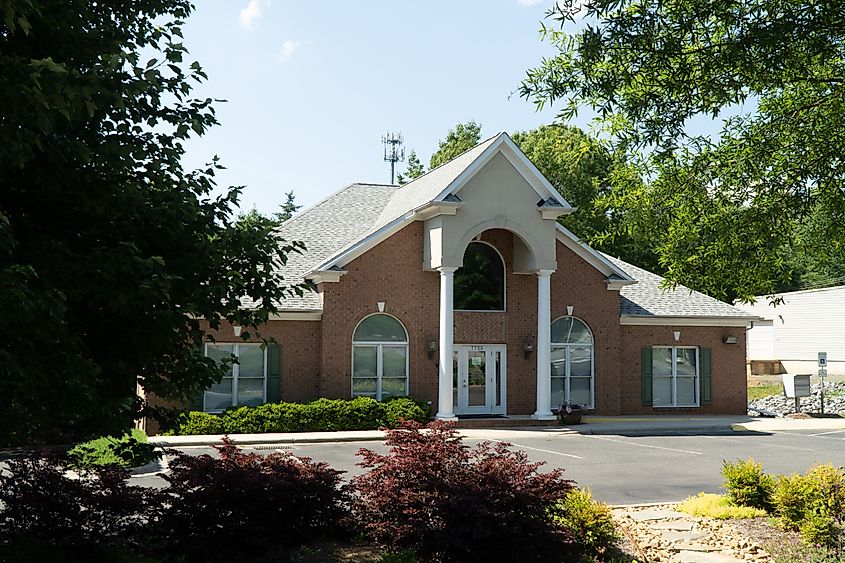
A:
[
  {"xmin": 277, "ymin": 40, "xmax": 303, "ymax": 62},
  {"xmin": 239, "ymin": 0, "xmax": 262, "ymax": 30}
]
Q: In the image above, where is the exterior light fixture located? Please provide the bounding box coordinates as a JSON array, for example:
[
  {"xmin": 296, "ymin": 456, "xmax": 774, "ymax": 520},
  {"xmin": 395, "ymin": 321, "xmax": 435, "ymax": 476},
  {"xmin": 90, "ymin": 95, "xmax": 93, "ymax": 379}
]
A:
[
  {"xmin": 427, "ymin": 339, "xmax": 437, "ymax": 360},
  {"xmin": 524, "ymin": 335, "xmax": 534, "ymax": 359},
  {"xmin": 723, "ymin": 335, "xmax": 738, "ymax": 344}
]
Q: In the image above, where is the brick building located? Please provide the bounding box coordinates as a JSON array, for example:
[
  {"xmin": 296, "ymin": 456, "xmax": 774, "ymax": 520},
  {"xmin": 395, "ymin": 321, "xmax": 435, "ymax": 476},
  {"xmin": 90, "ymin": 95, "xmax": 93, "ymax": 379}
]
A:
[{"xmin": 196, "ymin": 133, "xmax": 753, "ymax": 419}]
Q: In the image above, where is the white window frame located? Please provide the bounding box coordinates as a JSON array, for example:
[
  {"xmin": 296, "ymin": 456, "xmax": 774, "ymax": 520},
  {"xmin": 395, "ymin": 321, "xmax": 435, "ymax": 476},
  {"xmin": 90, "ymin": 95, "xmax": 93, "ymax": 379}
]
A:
[
  {"xmin": 351, "ymin": 314, "xmax": 409, "ymax": 400},
  {"xmin": 550, "ymin": 317, "xmax": 595, "ymax": 410},
  {"xmin": 652, "ymin": 346, "xmax": 699, "ymax": 408},
  {"xmin": 203, "ymin": 342, "xmax": 268, "ymax": 413},
  {"xmin": 454, "ymin": 240, "xmax": 507, "ymax": 313}
]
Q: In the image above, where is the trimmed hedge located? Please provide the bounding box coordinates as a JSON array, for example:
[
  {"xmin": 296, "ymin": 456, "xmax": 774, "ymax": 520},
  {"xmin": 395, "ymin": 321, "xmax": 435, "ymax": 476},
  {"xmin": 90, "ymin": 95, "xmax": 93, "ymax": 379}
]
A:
[{"xmin": 165, "ymin": 396, "xmax": 430, "ymax": 436}]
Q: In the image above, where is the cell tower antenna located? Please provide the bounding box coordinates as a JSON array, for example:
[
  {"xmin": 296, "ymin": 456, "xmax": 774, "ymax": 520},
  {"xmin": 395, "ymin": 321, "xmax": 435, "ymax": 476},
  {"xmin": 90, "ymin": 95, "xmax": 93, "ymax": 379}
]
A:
[{"xmin": 382, "ymin": 132, "xmax": 405, "ymax": 185}]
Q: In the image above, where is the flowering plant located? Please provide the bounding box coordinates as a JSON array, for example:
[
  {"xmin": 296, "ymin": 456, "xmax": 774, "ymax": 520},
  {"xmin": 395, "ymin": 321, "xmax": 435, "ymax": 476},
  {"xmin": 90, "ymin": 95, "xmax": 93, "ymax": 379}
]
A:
[{"xmin": 560, "ymin": 402, "xmax": 584, "ymax": 414}]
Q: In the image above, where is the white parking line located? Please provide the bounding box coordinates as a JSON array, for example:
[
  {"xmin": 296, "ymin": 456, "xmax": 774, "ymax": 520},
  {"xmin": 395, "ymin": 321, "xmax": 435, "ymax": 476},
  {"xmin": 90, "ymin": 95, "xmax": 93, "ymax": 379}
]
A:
[
  {"xmin": 584, "ymin": 435, "xmax": 702, "ymax": 455},
  {"xmin": 682, "ymin": 433, "xmax": 815, "ymax": 452},
  {"xmin": 809, "ymin": 429, "xmax": 845, "ymax": 437},
  {"xmin": 502, "ymin": 442, "xmax": 584, "ymax": 459}
]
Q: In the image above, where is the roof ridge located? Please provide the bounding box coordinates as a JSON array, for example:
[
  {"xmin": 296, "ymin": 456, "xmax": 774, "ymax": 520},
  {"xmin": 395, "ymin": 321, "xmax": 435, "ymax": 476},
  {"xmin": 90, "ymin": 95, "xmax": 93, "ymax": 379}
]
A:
[{"xmin": 397, "ymin": 132, "xmax": 503, "ymax": 190}]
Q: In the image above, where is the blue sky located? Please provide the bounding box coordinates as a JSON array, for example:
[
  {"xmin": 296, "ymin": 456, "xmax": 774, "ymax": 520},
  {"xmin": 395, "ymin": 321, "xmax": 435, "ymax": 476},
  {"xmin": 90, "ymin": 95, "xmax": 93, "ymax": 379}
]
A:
[{"xmin": 179, "ymin": 0, "xmax": 585, "ymax": 214}]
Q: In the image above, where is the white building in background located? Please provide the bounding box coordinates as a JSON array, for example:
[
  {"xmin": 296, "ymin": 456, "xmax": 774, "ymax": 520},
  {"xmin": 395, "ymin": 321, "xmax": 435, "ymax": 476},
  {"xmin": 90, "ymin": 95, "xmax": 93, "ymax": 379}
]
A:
[{"xmin": 735, "ymin": 285, "xmax": 845, "ymax": 375}]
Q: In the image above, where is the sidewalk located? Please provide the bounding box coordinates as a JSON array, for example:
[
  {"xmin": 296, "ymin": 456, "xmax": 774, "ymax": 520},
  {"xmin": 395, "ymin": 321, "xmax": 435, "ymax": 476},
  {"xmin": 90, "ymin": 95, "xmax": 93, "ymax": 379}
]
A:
[{"xmin": 149, "ymin": 414, "xmax": 845, "ymax": 447}]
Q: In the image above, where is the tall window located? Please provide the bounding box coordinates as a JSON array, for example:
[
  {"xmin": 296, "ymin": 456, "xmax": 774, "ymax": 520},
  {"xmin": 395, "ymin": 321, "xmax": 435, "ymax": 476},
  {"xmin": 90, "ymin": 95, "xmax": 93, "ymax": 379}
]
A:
[
  {"xmin": 550, "ymin": 317, "xmax": 594, "ymax": 409},
  {"xmin": 652, "ymin": 347, "xmax": 699, "ymax": 407},
  {"xmin": 352, "ymin": 314, "xmax": 408, "ymax": 399},
  {"xmin": 454, "ymin": 241, "xmax": 505, "ymax": 311},
  {"xmin": 204, "ymin": 343, "xmax": 266, "ymax": 412}
]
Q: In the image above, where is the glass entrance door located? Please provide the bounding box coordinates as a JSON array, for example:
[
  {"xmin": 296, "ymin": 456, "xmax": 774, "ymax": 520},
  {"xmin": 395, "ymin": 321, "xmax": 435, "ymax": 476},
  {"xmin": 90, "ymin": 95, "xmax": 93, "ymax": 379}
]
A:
[{"xmin": 454, "ymin": 345, "xmax": 507, "ymax": 415}]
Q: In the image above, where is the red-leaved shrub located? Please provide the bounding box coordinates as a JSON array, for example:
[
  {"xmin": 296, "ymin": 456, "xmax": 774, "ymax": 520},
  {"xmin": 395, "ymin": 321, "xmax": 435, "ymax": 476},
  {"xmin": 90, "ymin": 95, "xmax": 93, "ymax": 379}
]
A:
[
  {"xmin": 155, "ymin": 438, "xmax": 349, "ymax": 561},
  {"xmin": 352, "ymin": 421, "xmax": 579, "ymax": 562},
  {"xmin": 0, "ymin": 454, "xmax": 153, "ymax": 555}
]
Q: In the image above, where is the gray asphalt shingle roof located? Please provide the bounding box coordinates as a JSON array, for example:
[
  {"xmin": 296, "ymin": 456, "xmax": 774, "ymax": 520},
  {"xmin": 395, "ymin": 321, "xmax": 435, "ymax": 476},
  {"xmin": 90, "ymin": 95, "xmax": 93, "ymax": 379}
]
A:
[
  {"xmin": 604, "ymin": 255, "xmax": 755, "ymax": 318},
  {"xmin": 262, "ymin": 135, "xmax": 751, "ymax": 320}
]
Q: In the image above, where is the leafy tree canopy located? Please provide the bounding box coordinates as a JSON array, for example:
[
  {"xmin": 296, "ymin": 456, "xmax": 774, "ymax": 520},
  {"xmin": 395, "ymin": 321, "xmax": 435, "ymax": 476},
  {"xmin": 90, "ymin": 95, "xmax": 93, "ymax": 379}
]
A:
[
  {"xmin": 520, "ymin": 0, "xmax": 845, "ymax": 302},
  {"xmin": 0, "ymin": 1, "xmax": 305, "ymax": 445},
  {"xmin": 429, "ymin": 121, "xmax": 482, "ymax": 169}
]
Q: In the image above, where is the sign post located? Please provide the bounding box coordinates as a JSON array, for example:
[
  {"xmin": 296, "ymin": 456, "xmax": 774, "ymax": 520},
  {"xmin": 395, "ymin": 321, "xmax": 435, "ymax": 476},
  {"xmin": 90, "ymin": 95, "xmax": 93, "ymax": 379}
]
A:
[{"xmin": 819, "ymin": 352, "xmax": 828, "ymax": 415}]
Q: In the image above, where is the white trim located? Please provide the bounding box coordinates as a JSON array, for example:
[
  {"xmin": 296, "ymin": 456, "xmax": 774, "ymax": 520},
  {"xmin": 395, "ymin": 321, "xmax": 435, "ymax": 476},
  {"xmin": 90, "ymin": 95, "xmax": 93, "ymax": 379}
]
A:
[
  {"xmin": 351, "ymin": 313, "xmax": 410, "ymax": 400},
  {"xmin": 268, "ymin": 311, "xmax": 322, "ymax": 321},
  {"xmin": 454, "ymin": 344, "xmax": 508, "ymax": 416},
  {"xmin": 651, "ymin": 346, "xmax": 700, "ymax": 408},
  {"xmin": 308, "ymin": 270, "xmax": 346, "ymax": 284},
  {"xmin": 431, "ymin": 134, "xmax": 571, "ymax": 211},
  {"xmin": 554, "ymin": 223, "xmax": 635, "ymax": 283},
  {"xmin": 620, "ymin": 316, "xmax": 754, "ymax": 327},
  {"xmin": 550, "ymin": 316, "xmax": 595, "ymax": 410},
  {"xmin": 454, "ymin": 240, "xmax": 507, "ymax": 313},
  {"xmin": 540, "ymin": 206, "xmax": 576, "ymax": 220},
  {"xmin": 606, "ymin": 280, "xmax": 629, "ymax": 291},
  {"xmin": 202, "ymin": 342, "xmax": 268, "ymax": 413}
]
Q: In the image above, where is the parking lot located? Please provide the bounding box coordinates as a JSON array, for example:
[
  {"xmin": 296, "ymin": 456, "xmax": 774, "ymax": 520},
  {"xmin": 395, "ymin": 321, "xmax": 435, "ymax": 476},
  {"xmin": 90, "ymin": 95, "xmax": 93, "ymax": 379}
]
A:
[{"xmin": 140, "ymin": 428, "xmax": 845, "ymax": 505}]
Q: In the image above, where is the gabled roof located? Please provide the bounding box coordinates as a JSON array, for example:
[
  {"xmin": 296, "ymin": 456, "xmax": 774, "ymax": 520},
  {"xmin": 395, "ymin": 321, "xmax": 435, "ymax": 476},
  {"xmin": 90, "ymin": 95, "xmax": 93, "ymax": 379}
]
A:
[{"xmin": 604, "ymin": 255, "xmax": 756, "ymax": 320}]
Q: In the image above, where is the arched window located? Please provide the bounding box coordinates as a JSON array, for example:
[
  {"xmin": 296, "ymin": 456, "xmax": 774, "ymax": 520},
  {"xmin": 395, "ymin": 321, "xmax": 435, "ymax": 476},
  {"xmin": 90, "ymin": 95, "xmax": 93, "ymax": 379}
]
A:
[
  {"xmin": 352, "ymin": 314, "xmax": 408, "ymax": 400},
  {"xmin": 550, "ymin": 317, "xmax": 594, "ymax": 409},
  {"xmin": 454, "ymin": 241, "xmax": 505, "ymax": 311}
]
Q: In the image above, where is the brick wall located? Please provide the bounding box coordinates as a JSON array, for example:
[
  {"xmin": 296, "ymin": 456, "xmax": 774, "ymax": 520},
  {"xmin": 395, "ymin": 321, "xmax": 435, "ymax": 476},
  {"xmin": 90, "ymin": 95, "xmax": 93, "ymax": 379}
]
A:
[{"xmin": 619, "ymin": 326, "xmax": 748, "ymax": 414}]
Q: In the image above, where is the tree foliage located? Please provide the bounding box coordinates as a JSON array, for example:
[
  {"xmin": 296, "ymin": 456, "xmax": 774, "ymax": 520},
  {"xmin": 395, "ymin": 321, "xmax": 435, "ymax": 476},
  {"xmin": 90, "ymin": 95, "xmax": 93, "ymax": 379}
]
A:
[
  {"xmin": 397, "ymin": 150, "xmax": 425, "ymax": 185},
  {"xmin": 513, "ymin": 125, "xmax": 660, "ymax": 272},
  {"xmin": 429, "ymin": 121, "xmax": 482, "ymax": 169},
  {"xmin": 521, "ymin": 0, "xmax": 845, "ymax": 301},
  {"xmin": 0, "ymin": 1, "xmax": 305, "ymax": 445}
]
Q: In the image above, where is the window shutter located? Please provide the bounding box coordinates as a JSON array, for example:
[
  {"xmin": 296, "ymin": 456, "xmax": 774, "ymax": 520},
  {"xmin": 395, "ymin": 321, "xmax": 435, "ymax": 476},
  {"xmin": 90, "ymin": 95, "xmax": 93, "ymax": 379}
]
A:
[
  {"xmin": 701, "ymin": 347, "xmax": 712, "ymax": 405},
  {"xmin": 641, "ymin": 347, "xmax": 653, "ymax": 406},
  {"xmin": 266, "ymin": 342, "xmax": 282, "ymax": 403},
  {"xmin": 189, "ymin": 344, "xmax": 205, "ymax": 411}
]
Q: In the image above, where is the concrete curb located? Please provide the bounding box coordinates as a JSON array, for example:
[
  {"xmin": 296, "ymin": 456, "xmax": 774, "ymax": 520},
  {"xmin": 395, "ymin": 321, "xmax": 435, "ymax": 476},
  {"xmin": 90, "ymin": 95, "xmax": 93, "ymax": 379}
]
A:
[{"xmin": 150, "ymin": 432, "xmax": 387, "ymax": 448}]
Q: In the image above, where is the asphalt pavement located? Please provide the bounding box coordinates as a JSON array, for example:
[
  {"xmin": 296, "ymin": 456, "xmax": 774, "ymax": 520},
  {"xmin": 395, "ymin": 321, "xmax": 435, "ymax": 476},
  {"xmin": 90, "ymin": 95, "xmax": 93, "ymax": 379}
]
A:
[{"xmin": 139, "ymin": 423, "xmax": 845, "ymax": 505}]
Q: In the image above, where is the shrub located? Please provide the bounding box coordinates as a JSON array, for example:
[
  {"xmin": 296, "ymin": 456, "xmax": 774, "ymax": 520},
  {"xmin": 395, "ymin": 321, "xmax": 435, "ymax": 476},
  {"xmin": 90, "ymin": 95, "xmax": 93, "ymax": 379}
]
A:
[
  {"xmin": 353, "ymin": 420, "xmax": 579, "ymax": 563},
  {"xmin": 549, "ymin": 488, "xmax": 620, "ymax": 558},
  {"xmin": 167, "ymin": 397, "xmax": 430, "ymax": 435},
  {"xmin": 0, "ymin": 455, "xmax": 154, "ymax": 554},
  {"xmin": 155, "ymin": 438, "xmax": 349, "ymax": 560},
  {"xmin": 721, "ymin": 458, "xmax": 774, "ymax": 511},
  {"xmin": 772, "ymin": 464, "xmax": 845, "ymax": 548},
  {"xmin": 166, "ymin": 410, "xmax": 224, "ymax": 435},
  {"xmin": 677, "ymin": 493, "xmax": 768, "ymax": 519},
  {"xmin": 382, "ymin": 396, "xmax": 430, "ymax": 427},
  {"xmin": 67, "ymin": 428, "xmax": 160, "ymax": 469}
]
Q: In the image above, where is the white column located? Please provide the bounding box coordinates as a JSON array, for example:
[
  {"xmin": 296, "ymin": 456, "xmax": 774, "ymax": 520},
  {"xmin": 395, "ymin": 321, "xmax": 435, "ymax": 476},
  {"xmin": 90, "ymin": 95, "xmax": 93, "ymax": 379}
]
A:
[
  {"xmin": 436, "ymin": 266, "xmax": 457, "ymax": 419},
  {"xmin": 533, "ymin": 270, "xmax": 555, "ymax": 420}
]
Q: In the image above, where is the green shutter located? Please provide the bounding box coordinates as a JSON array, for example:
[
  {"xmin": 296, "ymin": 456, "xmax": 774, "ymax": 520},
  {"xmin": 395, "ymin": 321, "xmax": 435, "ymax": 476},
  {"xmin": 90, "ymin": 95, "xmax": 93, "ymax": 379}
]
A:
[
  {"xmin": 189, "ymin": 343, "xmax": 205, "ymax": 411},
  {"xmin": 701, "ymin": 347, "xmax": 712, "ymax": 405},
  {"xmin": 266, "ymin": 342, "xmax": 282, "ymax": 403},
  {"xmin": 642, "ymin": 347, "xmax": 653, "ymax": 406}
]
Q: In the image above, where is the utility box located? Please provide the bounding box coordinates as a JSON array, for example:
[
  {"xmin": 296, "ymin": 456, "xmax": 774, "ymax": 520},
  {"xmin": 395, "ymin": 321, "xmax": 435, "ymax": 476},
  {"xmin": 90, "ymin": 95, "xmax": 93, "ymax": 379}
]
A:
[{"xmin": 782, "ymin": 374, "xmax": 812, "ymax": 398}]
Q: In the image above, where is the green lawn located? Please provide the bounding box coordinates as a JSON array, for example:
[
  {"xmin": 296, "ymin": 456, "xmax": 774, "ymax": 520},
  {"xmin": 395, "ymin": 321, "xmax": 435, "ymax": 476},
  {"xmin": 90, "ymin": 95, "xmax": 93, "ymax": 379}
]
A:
[{"xmin": 747, "ymin": 383, "xmax": 783, "ymax": 401}]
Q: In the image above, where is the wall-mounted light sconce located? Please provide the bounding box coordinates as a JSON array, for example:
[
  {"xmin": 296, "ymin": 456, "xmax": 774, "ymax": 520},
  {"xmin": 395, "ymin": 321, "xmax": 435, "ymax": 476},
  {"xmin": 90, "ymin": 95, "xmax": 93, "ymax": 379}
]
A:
[
  {"xmin": 673, "ymin": 331, "xmax": 681, "ymax": 342},
  {"xmin": 377, "ymin": 302, "xmax": 385, "ymax": 312},
  {"xmin": 723, "ymin": 335, "xmax": 738, "ymax": 344},
  {"xmin": 566, "ymin": 305, "xmax": 574, "ymax": 316},
  {"xmin": 524, "ymin": 335, "xmax": 534, "ymax": 359},
  {"xmin": 233, "ymin": 325, "xmax": 242, "ymax": 338},
  {"xmin": 427, "ymin": 339, "xmax": 437, "ymax": 360}
]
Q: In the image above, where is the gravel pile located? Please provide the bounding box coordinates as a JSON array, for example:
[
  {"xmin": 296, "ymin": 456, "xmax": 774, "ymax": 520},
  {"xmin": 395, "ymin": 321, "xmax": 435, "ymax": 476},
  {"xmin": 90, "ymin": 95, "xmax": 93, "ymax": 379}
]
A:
[{"xmin": 748, "ymin": 381, "xmax": 845, "ymax": 416}]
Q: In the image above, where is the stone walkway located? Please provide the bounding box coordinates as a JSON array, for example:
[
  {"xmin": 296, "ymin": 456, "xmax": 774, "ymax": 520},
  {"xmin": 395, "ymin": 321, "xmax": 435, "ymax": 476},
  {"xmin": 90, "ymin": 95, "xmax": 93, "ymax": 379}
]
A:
[{"xmin": 612, "ymin": 505, "xmax": 771, "ymax": 563}]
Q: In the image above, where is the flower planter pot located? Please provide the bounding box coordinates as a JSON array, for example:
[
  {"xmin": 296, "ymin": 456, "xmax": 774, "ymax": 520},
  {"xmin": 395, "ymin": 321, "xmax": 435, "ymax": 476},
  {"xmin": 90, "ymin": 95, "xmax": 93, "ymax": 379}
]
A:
[{"xmin": 560, "ymin": 411, "xmax": 583, "ymax": 425}]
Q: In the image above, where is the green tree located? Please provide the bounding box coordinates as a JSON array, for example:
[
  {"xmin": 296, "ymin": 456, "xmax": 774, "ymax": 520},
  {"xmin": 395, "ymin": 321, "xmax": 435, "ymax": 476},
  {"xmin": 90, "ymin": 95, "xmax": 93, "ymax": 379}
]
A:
[
  {"xmin": 397, "ymin": 150, "xmax": 425, "ymax": 184},
  {"xmin": 272, "ymin": 190, "xmax": 301, "ymax": 224},
  {"xmin": 429, "ymin": 121, "xmax": 482, "ymax": 169},
  {"xmin": 512, "ymin": 125, "xmax": 660, "ymax": 272},
  {"xmin": 520, "ymin": 0, "xmax": 845, "ymax": 302},
  {"xmin": 0, "ymin": 1, "xmax": 305, "ymax": 446}
]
